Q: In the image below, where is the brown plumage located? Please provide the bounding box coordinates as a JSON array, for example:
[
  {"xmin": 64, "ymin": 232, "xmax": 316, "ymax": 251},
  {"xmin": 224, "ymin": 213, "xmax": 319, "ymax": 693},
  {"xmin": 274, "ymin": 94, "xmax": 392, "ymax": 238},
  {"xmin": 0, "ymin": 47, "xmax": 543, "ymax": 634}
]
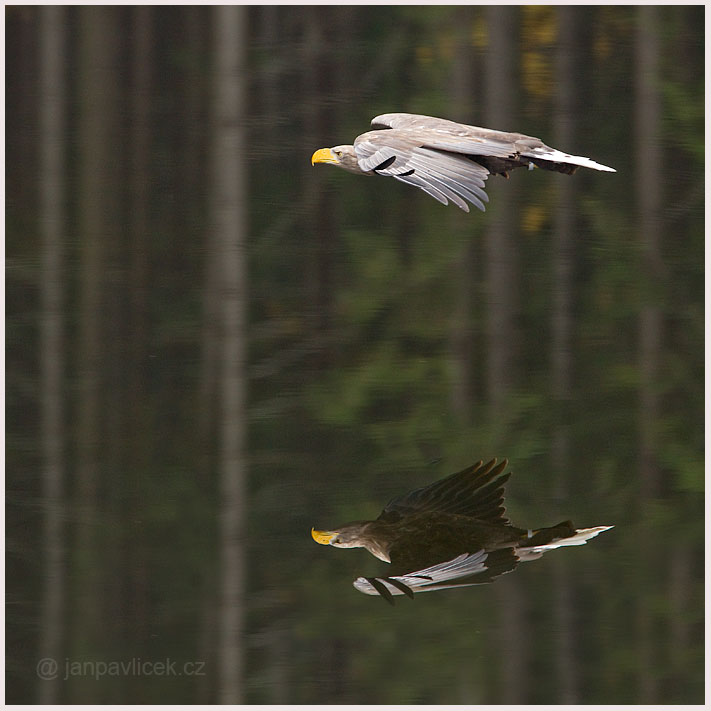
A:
[{"xmin": 312, "ymin": 458, "xmax": 613, "ymax": 604}]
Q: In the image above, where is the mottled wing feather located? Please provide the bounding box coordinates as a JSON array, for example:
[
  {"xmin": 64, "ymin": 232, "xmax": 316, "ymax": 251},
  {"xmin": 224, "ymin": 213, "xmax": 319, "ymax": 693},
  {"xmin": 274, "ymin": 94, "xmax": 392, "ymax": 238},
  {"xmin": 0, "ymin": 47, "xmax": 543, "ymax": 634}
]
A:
[{"xmin": 378, "ymin": 458, "xmax": 511, "ymax": 525}]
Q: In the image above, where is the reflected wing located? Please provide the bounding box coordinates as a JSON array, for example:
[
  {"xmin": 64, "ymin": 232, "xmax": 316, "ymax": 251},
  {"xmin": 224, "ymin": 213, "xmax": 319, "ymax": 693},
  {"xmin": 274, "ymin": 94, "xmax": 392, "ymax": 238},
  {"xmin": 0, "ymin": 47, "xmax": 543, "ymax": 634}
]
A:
[
  {"xmin": 353, "ymin": 548, "xmax": 519, "ymax": 604},
  {"xmin": 353, "ymin": 130, "xmax": 490, "ymax": 212},
  {"xmin": 369, "ymin": 113, "xmax": 616, "ymax": 173},
  {"xmin": 378, "ymin": 458, "xmax": 511, "ymax": 526}
]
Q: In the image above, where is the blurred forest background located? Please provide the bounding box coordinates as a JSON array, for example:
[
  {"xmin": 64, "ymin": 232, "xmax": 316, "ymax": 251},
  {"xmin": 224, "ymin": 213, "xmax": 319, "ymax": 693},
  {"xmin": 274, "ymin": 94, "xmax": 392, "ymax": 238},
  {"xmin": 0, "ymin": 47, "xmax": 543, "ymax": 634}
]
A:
[{"xmin": 6, "ymin": 4, "xmax": 704, "ymax": 705}]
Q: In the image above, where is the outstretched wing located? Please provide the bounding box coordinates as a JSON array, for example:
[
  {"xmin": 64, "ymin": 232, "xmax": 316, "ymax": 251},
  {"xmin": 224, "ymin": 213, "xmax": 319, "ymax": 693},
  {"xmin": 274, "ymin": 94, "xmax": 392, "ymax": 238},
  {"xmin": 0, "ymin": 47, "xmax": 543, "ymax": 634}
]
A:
[
  {"xmin": 353, "ymin": 547, "xmax": 519, "ymax": 605},
  {"xmin": 378, "ymin": 458, "xmax": 511, "ymax": 526},
  {"xmin": 370, "ymin": 113, "xmax": 528, "ymax": 158},
  {"xmin": 369, "ymin": 113, "xmax": 616, "ymax": 173}
]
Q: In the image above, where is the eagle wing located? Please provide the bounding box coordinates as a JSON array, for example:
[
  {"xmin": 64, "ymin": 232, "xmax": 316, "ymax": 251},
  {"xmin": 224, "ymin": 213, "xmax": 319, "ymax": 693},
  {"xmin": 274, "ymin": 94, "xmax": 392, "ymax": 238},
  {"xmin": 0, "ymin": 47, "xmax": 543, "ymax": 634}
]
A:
[
  {"xmin": 377, "ymin": 458, "xmax": 511, "ymax": 526},
  {"xmin": 353, "ymin": 547, "xmax": 519, "ymax": 604}
]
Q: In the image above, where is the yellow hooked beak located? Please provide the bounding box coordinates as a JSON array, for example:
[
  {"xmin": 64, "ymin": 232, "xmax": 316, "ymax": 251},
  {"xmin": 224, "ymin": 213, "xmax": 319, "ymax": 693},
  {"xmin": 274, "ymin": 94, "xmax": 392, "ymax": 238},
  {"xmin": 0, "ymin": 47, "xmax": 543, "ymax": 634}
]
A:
[
  {"xmin": 311, "ymin": 148, "xmax": 338, "ymax": 166},
  {"xmin": 311, "ymin": 528, "xmax": 337, "ymax": 545}
]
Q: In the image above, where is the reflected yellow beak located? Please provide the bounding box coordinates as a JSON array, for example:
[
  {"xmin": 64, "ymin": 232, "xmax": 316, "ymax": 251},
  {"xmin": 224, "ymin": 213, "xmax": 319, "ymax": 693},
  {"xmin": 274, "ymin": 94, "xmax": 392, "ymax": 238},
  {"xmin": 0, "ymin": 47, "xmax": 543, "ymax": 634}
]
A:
[
  {"xmin": 311, "ymin": 148, "xmax": 338, "ymax": 166},
  {"xmin": 311, "ymin": 528, "xmax": 336, "ymax": 545}
]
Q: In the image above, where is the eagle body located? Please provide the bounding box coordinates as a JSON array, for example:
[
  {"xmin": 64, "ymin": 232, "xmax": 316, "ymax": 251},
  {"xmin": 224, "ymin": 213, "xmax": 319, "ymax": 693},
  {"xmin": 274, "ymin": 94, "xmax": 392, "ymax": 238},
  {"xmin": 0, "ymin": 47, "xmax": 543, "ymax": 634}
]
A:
[{"xmin": 312, "ymin": 112, "xmax": 615, "ymax": 212}]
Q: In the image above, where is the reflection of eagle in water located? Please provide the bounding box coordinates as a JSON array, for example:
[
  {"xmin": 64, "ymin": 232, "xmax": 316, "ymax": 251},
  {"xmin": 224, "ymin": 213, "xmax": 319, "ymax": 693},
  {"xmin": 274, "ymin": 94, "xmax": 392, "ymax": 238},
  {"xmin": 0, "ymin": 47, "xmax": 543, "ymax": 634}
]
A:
[{"xmin": 312, "ymin": 458, "xmax": 613, "ymax": 604}]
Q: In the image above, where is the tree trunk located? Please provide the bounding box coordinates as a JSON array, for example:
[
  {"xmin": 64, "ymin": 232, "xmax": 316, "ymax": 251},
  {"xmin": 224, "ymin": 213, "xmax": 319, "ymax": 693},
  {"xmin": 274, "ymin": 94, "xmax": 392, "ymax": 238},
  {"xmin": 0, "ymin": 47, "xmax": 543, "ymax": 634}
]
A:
[
  {"xmin": 212, "ymin": 5, "xmax": 249, "ymax": 703},
  {"xmin": 635, "ymin": 8, "xmax": 663, "ymax": 501},
  {"xmin": 38, "ymin": 6, "xmax": 66, "ymax": 703},
  {"xmin": 634, "ymin": 5, "xmax": 663, "ymax": 702},
  {"xmin": 126, "ymin": 3, "xmax": 152, "ymax": 658},
  {"xmin": 551, "ymin": 6, "xmax": 579, "ymax": 703},
  {"xmin": 484, "ymin": 6, "xmax": 527, "ymax": 703},
  {"xmin": 484, "ymin": 6, "xmax": 520, "ymax": 420},
  {"xmin": 190, "ymin": 6, "xmax": 222, "ymax": 483},
  {"xmin": 448, "ymin": 6, "xmax": 477, "ymax": 423},
  {"xmin": 73, "ymin": 9, "xmax": 119, "ymax": 697}
]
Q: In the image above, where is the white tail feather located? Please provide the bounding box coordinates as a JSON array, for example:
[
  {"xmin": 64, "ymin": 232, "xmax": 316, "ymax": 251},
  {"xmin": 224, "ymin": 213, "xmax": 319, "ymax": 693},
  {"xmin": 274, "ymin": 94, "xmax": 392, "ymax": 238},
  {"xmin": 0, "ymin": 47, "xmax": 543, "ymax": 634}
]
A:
[{"xmin": 525, "ymin": 147, "xmax": 616, "ymax": 172}]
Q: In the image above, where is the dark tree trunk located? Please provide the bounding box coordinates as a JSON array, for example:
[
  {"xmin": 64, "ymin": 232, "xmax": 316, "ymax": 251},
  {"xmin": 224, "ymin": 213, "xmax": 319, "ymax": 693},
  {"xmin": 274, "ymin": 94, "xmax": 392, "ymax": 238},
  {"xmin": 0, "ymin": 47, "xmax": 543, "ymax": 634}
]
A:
[
  {"xmin": 484, "ymin": 6, "xmax": 520, "ymax": 420},
  {"xmin": 551, "ymin": 6, "xmax": 580, "ymax": 703},
  {"xmin": 448, "ymin": 6, "xmax": 478, "ymax": 424},
  {"xmin": 73, "ymin": 9, "xmax": 120, "ymax": 699},
  {"xmin": 484, "ymin": 6, "xmax": 527, "ymax": 703},
  {"xmin": 125, "ymin": 4, "xmax": 152, "ymax": 660},
  {"xmin": 635, "ymin": 8, "xmax": 663, "ymax": 501},
  {"xmin": 634, "ymin": 5, "xmax": 663, "ymax": 702},
  {"xmin": 192, "ymin": 6, "xmax": 222, "ymax": 482},
  {"xmin": 38, "ymin": 6, "xmax": 66, "ymax": 703}
]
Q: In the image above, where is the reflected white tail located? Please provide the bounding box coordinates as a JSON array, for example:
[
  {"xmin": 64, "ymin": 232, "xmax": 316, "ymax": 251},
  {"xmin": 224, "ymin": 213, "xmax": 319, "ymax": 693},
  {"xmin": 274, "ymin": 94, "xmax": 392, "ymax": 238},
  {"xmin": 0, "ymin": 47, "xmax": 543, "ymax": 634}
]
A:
[{"xmin": 516, "ymin": 525, "xmax": 614, "ymax": 562}]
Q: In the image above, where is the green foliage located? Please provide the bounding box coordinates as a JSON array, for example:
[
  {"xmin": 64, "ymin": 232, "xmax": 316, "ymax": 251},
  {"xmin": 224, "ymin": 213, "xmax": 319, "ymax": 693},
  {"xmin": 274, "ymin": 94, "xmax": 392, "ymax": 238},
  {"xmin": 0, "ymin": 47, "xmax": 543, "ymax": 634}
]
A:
[{"xmin": 662, "ymin": 80, "xmax": 704, "ymax": 160}]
